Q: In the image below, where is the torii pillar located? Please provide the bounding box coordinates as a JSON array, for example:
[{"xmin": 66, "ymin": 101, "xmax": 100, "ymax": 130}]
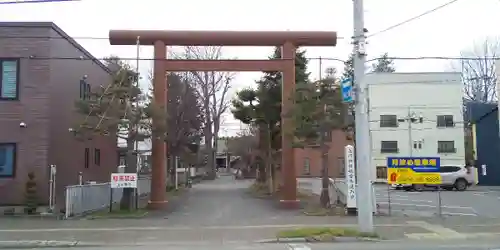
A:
[{"xmin": 109, "ymin": 30, "xmax": 337, "ymax": 209}]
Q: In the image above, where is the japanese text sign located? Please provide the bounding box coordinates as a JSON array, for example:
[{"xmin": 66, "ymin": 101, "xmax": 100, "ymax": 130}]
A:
[
  {"xmin": 111, "ymin": 173, "xmax": 138, "ymax": 189},
  {"xmin": 344, "ymin": 145, "xmax": 356, "ymax": 208},
  {"xmin": 386, "ymin": 157, "xmax": 441, "ymax": 185}
]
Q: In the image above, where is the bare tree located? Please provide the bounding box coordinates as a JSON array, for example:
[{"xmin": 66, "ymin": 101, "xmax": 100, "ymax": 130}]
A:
[
  {"xmin": 459, "ymin": 38, "xmax": 499, "ymax": 103},
  {"xmin": 173, "ymin": 46, "xmax": 235, "ymax": 178}
]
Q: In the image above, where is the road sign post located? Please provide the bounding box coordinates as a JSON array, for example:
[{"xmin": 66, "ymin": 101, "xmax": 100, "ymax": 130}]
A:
[{"xmin": 110, "ymin": 173, "xmax": 138, "ymax": 211}]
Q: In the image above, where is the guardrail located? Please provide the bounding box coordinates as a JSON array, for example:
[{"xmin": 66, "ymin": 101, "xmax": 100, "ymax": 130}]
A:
[{"xmin": 64, "ymin": 176, "xmax": 151, "ymax": 219}]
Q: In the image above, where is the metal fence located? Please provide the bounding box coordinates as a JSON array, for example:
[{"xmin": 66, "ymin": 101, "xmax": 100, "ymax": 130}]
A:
[
  {"xmin": 64, "ymin": 176, "xmax": 151, "ymax": 219},
  {"xmin": 296, "ymin": 177, "xmax": 377, "ymax": 210}
]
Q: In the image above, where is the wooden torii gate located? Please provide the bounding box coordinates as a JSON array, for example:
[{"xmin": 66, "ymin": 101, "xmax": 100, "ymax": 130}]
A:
[{"xmin": 109, "ymin": 30, "xmax": 337, "ymax": 209}]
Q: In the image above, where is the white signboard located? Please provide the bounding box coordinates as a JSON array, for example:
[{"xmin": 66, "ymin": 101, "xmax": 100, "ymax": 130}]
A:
[
  {"xmin": 111, "ymin": 173, "xmax": 138, "ymax": 188},
  {"xmin": 344, "ymin": 145, "xmax": 357, "ymax": 208}
]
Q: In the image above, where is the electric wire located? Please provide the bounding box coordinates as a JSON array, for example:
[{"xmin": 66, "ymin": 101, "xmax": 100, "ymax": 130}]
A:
[{"xmin": 367, "ymin": 0, "xmax": 461, "ymax": 38}]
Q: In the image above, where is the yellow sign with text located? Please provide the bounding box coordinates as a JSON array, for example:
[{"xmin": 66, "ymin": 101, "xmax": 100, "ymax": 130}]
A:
[{"xmin": 387, "ymin": 168, "xmax": 442, "ymax": 185}]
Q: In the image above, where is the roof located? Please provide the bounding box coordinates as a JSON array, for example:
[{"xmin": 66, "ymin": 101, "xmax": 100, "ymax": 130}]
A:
[{"xmin": 0, "ymin": 22, "xmax": 111, "ymax": 74}]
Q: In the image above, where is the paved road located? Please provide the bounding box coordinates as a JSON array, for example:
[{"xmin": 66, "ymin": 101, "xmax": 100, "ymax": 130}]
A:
[
  {"xmin": 6, "ymin": 178, "xmax": 500, "ymax": 245},
  {"xmin": 375, "ymin": 185, "xmax": 500, "ymax": 217},
  {"xmin": 159, "ymin": 175, "xmax": 299, "ymax": 227},
  {"xmin": 22, "ymin": 240, "xmax": 500, "ymax": 250}
]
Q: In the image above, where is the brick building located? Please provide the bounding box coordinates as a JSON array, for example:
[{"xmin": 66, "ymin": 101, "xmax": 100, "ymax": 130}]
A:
[{"xmin": 0, "ymin": 22, "xmax": 117, "ymax": 207}]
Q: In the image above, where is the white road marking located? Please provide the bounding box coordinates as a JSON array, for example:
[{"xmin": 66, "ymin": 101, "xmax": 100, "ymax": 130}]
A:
[
  {"xmin": 376, "ymin": 198, "xmax": 434, "ymax": 203},
  {"xmin": 378, "ymin": 202, "xmax": 475, "ymax": 210},
  {"xmin": 441, "ymin": 212, "xmax": 477, "ymax": 216},
  {"xmin": 287, "ymin": 244, "xmax": 311, "ymax": 250}
]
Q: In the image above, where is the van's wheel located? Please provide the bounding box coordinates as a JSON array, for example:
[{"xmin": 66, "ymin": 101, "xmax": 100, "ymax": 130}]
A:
[
  {"xmin": 413, "ymin": 184, "xmax": 424, "ymax": 192},
  {"xmin": 454, "ymin": 179, "xmax": 468, "ymax": 191}
]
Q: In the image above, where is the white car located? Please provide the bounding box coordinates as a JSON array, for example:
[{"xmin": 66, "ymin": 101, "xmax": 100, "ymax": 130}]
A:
[{"xmin": 391, "ymin": 165, "xmax": 478, "ymax": 191}]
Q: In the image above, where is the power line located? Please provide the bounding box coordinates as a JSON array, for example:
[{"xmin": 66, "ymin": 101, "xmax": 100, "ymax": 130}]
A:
[
  {"xmin": 10, "ymin": 55, "xmax": 500, "ymax": 62},
  {"xmin": 0, "ymin": 0, "xmax": 79, "ymax": 4},
  {"xmin": 365, "ymin": 56, "xmax": 500, "ymax": 62},
  {"xmin": 367, "ymin": 0, "xmax": 461, "ymax": 38}
]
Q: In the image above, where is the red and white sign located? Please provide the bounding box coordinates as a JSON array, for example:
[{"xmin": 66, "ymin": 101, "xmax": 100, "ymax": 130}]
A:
[{"xmin": 111, "ymin": 173, "xmax": 138, "ymax": 188}]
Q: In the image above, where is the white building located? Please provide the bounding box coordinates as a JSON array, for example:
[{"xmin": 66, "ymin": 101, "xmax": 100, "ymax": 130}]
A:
[{"xmin": 366, "ymin": 72, "xmax": 466, "ymax": 182}]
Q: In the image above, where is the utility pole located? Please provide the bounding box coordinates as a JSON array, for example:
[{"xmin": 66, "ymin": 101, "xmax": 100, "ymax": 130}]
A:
[
  {"xmin": 407, "ymin": 107, "xmax": 414, "ymax": 157},
  {"xmin": 352, "ymin": 0, "xmax": 374, "ymax": 233}
]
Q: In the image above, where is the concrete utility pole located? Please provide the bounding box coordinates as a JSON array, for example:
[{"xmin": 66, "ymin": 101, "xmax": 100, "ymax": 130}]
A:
[
  {"xmin": 352, "ymin": 0, "xmax": 374, "ymax": 233},
  {"xmin": 407, "ymin": 107, "xmax": 414, "ymax": 157}
]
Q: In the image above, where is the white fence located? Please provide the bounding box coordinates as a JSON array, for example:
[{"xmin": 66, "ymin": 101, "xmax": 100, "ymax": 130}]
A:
[
  {"xmin": 64, "ymin": 176, "xmax": 151, "ymax": 219},
  {"xmin": 296, "ymin": 177, "xmax": 377, "ymax": 210}
]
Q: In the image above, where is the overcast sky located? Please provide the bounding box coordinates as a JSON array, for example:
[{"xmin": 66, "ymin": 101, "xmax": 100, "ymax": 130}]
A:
[{"xmin": 2, "ymin": 0, "xmax": 500, "ymax": 136}]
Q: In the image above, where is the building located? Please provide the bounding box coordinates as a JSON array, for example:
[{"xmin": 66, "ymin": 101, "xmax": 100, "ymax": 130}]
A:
[
  {"xmin": 0, "ymin": 22, "xmax": 117, "ymax": 207},
  {"xmin": 465, "ymin": 102, "xmax": 500, "ymax": 185},
  {"xmin": 270, "ymin": 130, "xmax": 351, "ymax": 179},
  {"xmin": 294, "ymin": 130, "xmax": 352, "ymax": 178},
  {"xmin": 367, "ymin": 72, "xmax": 465, "ymax": 182}
]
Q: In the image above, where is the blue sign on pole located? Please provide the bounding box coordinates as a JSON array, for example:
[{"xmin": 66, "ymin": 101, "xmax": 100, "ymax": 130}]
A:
[{"xmin": 341, "ymin": 78, "xmax": 353, "ymax": 103}]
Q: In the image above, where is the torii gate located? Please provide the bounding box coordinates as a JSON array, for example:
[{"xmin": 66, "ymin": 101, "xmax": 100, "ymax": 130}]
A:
[{"xmin": 109, "ymin": 30, "xmax": 337, "ymax": 209}]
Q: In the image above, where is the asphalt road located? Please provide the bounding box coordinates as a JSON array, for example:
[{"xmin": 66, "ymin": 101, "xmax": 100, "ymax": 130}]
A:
[
  {"xmin": 34, "ymin": 240, "xmax": 500, "ymax": 250},
  {"xmin": 160, "ymin": 175, "xmax": 300, "ymax": 227},
  {"xmin": 375, "ymin": 185, "xmax": 500, "ymax": 217}
]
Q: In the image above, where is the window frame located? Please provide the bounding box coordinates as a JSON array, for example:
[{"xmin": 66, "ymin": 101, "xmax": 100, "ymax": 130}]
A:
[
  {"xmin": 437, "ymin": 115, "xmax": 455, "ymax": 128},
  {"xmin": 84, "ymin": 148, "xmax": 90, "ymax": 168},
  {"xmin": 380, "ymin": 140, "xmax": 399, "ymax": 153},
  {"xmin": 94, "ymin": 148, "xmax": 101, "ymax": 166},
  {"xmin": 0, "ymin": 142, "xmax": 17, "ymax": 178},
  {"xmin": 437, "ymin": 140, "xmax": 456, "ymax": 153},
  {"xmin": 0, "ymin": 58, "xmax": 21, "ymax": 101},
  {"xmin": 338, "ymin": 157, "xmax": 345, "ymax": 178},
  {"xmin": 303, "ymin": 157, "xmax": 311, "ymax": 175},
  {"xmin": 79, "ymin": 79, "xmax": 91, "ymax": 100},
  {"xmin": 379, "ymin": 115, "xmax": 398, "ymax": 128},
  {"xmin": 376, "ymin": 166, "xmax": 387, "ymax": 179}
]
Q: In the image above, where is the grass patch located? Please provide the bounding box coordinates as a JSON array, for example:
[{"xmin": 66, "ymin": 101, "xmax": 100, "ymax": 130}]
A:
[
  {"xmin": 302, "ymin": 206, "xmax": 345, "ymax": 216},
  {"xmin": 277, "ymin": 227, "xmax": 378, "ymax": 239},
  {"xmin": 248, "ymin": 182, "xmax": 272, "ymax": 197},
  {"xmin": 167, "ymin": 187, "xmax": 185, "ymax": 196},
  {"xmin": 86, "ymin": 208, "xmax": 148, "ymax": 219}
]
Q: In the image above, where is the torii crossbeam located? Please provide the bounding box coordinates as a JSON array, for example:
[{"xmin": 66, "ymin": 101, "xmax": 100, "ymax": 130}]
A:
[{"xmin": 109, "ymin": 30, "xmax": 337, "ymax": 209}]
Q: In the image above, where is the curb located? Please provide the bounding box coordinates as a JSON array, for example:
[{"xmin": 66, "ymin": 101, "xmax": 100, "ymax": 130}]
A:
[{"xmin": 0, "ymin": 240, "xmax": 92, "ymax": 249}]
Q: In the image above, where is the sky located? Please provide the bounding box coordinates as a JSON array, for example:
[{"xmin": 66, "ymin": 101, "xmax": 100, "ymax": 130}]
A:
[{"xmin": 2, "ymin": 0, "xmax": 500, "ymax": 136}]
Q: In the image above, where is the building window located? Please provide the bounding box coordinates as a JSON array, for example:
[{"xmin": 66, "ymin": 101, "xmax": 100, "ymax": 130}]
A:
[
  {"xmin": 94, "ymin": 149, "xmax": 101, "ymax": 166},
  {"xmin": 119, "ymin": 156, "xmax": 126, "ymax": 166},
  {"xmin": 376, "ymin": 166, "xmax": 387, "ymax": 179},
  {"xmin": 380, "ymin": 115, "xmax": 398, "ymax": 127},
  {"xmin": 79, "ymin": 79, "xmax": 91, "ymax": 100},
  {"xmin": 380, "ymin": 141, "xmax": 398, "ymax": 153},
  {"xmin": 0, "ymin": 59, "xmax": 20, "ymax": 100},
  {"xmin": 437, "ymin": 115, "xmax": 454, "ymax": 127},
  {"xmin": 338, "ymin": 157, "xmax": 345, "ymax": 178},
  {"xmin": 303, "ymin": 158, "xmax": 310, "ymax": 175},
  {"xmin": 438, "ymin": 141, "xmax": 456, "ymax": 153},
  {"xmin": 84, "ymin": 148, "xmax": 90, "ymax": 168},
  {"xmin": 0, "ymin": 143, "xmax": 16, "ymax": 177}
]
